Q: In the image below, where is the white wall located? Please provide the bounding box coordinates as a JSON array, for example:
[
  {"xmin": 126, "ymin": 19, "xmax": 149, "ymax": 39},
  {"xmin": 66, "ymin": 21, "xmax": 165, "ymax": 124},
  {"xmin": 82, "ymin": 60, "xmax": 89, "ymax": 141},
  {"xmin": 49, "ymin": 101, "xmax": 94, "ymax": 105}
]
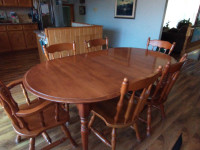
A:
[{"xmin": 74, "ymin": 0, "xmax": 167, "ymax": 48}]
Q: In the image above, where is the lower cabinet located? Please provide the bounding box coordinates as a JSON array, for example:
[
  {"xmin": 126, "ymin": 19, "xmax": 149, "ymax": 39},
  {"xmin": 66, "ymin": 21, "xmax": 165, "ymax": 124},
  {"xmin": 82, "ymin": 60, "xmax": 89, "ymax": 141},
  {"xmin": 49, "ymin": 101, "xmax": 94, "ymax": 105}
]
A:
[
  {"xmin": 0, "ymin": 24, "xmax": 38, "ymax": 53},
  {"xmin": 0, "ymin": 32, "xmax": 11, "ymax": 52},
  {"xmin": 8, "ymin": 31, "xmax": 26, "ymax": 50},
  {"xmin": 24, "ymin": 31, "xmax": 37, "ymax": 49}
]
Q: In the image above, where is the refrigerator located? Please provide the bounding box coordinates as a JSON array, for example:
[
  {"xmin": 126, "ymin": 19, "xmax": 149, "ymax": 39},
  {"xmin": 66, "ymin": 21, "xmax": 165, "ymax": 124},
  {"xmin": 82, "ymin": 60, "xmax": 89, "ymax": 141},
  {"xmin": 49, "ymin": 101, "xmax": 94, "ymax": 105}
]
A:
[{"xmin": 35, "ymin": 0, "xmax": 70, "ymax": 30}]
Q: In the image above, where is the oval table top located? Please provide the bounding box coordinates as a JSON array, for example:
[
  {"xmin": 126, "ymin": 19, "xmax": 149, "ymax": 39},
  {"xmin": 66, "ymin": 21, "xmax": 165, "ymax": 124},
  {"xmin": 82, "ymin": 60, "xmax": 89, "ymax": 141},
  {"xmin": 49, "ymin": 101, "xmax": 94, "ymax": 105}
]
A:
[{"xmin": 23, "ymin": 48, "xmax": 176, "ymax": 104}]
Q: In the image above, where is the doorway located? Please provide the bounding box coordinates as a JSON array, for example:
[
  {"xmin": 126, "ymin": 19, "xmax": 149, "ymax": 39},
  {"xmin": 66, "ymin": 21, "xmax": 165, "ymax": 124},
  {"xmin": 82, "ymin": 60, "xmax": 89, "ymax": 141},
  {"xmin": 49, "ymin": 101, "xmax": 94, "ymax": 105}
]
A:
[{"xmin": 161, "ymin": 0, "xmax": 200, "ymax": 56}]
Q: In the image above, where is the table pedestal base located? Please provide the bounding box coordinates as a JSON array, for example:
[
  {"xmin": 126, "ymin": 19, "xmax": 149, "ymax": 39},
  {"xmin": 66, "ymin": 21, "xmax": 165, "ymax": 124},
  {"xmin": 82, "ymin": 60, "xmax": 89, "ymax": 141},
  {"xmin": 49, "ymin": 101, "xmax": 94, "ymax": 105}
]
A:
[{"xmin": 76, "ymin": 104, "xmax": 91, "ymax": 150}]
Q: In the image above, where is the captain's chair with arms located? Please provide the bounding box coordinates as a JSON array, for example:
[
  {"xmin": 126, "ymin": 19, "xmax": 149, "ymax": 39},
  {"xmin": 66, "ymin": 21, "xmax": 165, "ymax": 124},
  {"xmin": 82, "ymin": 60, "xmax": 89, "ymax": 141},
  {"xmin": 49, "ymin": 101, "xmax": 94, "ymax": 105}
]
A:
[{"xmin": 0, "ymin": 79, "xmax": 77, "ymax": 150}]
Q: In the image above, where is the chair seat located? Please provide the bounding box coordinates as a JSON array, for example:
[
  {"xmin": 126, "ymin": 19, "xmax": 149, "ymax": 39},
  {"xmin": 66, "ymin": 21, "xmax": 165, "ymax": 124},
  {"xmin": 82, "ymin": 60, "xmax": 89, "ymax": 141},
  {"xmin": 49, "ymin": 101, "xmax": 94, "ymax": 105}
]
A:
[
  {"xmin": 14, "ymin": 99, "xmax": 69, "ymax": 137},
  {"xmin": 91, "ymin": 97, "xmax": 136, "ymax": 128}
]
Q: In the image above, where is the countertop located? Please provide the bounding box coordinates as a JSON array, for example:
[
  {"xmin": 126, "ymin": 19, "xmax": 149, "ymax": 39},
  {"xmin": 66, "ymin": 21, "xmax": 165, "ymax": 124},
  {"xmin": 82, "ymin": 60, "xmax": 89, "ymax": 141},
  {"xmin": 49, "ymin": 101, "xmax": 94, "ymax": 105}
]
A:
[{"xmin": 0, "ymin": 22, "xmax": 38, "ymax": 25}]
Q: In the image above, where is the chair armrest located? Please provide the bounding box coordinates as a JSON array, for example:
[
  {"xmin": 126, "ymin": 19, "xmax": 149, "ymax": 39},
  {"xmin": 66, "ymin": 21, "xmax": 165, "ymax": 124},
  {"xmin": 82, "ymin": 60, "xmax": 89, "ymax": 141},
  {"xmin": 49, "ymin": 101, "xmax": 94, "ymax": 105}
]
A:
[
  {"xmin": 16, "ymin": 101, "xmax": 54, "ymax": 117},
  {"xmin": 7, "ymin": 78, "xmax": 23, "ymax": 90}
]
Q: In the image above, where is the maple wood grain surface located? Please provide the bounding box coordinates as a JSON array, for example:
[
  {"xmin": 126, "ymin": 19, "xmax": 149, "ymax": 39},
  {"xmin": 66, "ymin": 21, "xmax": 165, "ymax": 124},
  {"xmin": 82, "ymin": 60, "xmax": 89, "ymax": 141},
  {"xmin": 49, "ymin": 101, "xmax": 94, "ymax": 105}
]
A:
[{"xmin": 23, "ymin": 48, "xmax": 176, "ymax": 103}]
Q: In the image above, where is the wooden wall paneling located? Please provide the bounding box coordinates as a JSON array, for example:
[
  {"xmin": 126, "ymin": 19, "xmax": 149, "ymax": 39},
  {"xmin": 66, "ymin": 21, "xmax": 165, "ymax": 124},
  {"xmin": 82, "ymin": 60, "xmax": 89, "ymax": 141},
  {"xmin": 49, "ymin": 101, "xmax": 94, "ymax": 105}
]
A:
[
  {"xmin": 44, "ymin": 25, "xmax": 103, "ymax": 59},
  {"xmin": 0, "ymin": 32, "xmax": 11, "ymax": 52},
  {"xmin": 36, "ymin": 35, "xmax": 46, "ymax": 62}
]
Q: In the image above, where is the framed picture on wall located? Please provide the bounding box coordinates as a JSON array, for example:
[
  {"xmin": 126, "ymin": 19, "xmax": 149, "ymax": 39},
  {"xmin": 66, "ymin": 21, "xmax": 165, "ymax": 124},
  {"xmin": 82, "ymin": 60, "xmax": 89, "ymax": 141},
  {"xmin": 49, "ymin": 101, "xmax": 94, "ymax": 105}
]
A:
[
  {"xmin": 80, "ymin": 0, "xmax": 85, "ymax": 3},
  {"xmin": 114, "ymin": 0, "xmax": 137, "ymax": 19},
  {"xmin": 79, "ymin": 6, "xmax": 86, "ymax": 15}
]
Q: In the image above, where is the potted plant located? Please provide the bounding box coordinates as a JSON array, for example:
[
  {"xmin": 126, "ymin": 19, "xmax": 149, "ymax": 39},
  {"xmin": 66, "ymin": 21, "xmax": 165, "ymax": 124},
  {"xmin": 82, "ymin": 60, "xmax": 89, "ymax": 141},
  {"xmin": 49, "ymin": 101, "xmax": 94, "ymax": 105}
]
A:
[{"xmin": 177, "ymin": 18, "xmax": 192, "ymax": 29}]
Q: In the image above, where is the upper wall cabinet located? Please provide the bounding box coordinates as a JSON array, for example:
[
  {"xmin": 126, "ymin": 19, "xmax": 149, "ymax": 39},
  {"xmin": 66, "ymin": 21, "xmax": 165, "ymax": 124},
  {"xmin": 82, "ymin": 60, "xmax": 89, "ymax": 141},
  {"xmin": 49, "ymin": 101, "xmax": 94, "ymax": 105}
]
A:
[
  {"xmin": 2, "ymin": 0, "xmax": 18, "ymax": 7},
  {"xmin": 0, "ymin": 0, "xmax": 3, "ymax": 6},
  {"xmin": 18, "ymin": 0, "xmax": 32, "ymax": 7},
  {"xmin": 1, "ymin": 0, "xmax": 32, "ymax": 7}
]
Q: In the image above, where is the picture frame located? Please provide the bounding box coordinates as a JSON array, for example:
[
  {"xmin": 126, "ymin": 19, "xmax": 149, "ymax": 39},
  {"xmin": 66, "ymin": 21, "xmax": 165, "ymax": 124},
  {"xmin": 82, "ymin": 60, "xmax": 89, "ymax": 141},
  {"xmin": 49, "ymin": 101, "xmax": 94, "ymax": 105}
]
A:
[
  {"xmin": 79, "ymin": 6, "xmax": 86, "ymax": 15},
  {"xmin": 80, "ymin": 0, "xmax": 85, "ymax": 3},
  {"xmin": 114, "ymin": 0, "xmax": 137, "ymax": 19}
]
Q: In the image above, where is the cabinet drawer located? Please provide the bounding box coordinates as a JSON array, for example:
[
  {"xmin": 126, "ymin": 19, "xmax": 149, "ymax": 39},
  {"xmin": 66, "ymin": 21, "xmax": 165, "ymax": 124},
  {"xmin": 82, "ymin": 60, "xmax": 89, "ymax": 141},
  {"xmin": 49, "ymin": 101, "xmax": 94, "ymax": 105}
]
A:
[
  {"xmin": 7, "ymin": 25, "xmax": 23, "ymax": 31},
  {"xmin": 23, "ymin": 24, "xmax": 38, "ymax": 30},
  {"xmin": 0, "ymin": 26, "xmax": 6, "ymax": 31}
]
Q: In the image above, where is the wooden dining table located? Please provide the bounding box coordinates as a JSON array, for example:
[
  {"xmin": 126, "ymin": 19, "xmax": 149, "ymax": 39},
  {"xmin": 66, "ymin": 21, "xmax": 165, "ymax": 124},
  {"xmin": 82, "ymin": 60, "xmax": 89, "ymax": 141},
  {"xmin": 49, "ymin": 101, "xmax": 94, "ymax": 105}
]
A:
[{"xmin": 23, "ymin": 47, "xmax": 176, "ymax": 150}]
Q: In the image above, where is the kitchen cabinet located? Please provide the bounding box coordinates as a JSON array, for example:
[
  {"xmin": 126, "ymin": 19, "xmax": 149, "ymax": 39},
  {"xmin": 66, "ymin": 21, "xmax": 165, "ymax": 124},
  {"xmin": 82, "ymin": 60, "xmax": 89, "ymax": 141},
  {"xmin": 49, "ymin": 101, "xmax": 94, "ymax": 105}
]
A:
[
  {"xmin": 24, "ymin": 31, "xmax": 37, "ymax": 49},
  {"xmin": 18, "ymin": 0, "xmax": 32, "ymax": 7},
  {"xmin": 2, "ymin": 0, "xmax": 18, "ymax": 7},
  {"xmin": 0, "ymin": 24, "xmax": 38, "ymax": 52},
  {"xmin": 8, "ymin": 31, "xmax": 26, "ymax": 50},
  {"xmin": 0, "ymin": 32, "xmax": 11, "ymax": 52},
  {"xmin": 23, "ymin": 24, "xmax": 38, "ymax": 48},
  {"xmin": 0, "ymin": 0, "xmax": 3, "ymax": 6}
]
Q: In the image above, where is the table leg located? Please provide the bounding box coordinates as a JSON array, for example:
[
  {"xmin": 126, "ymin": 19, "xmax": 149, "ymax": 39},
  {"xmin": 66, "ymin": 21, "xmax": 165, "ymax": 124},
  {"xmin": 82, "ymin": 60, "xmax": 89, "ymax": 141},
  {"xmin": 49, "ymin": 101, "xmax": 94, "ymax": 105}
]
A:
[{"xmin": 76, "ymin": 103, "xmax": 90, "ymax": 150}]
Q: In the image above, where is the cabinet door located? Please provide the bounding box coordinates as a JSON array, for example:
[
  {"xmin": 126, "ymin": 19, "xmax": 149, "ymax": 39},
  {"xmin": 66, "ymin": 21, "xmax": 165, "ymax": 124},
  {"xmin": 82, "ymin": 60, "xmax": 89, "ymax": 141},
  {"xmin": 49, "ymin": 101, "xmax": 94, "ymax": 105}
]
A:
[
  {"xmin": 18, "ymin": 0, "xmax": 32, "ymax": 7},
  {"xmin": 8, "ymin": 31, "xmax": 26, "ymax": 50},
  {"xmin": 0, "ymin": 0, "xmax": 3, "ymax": 6},
  {"xmin": 2, "ymin": 0, "xmax": 18, "ymax": 6},
  {"xmin": 24, "ymin": 31, "xmax": 37, "ymax": 49},
  {"xmin": 0, "ymin": 32, "xmax": 11, "ymax": 52}
]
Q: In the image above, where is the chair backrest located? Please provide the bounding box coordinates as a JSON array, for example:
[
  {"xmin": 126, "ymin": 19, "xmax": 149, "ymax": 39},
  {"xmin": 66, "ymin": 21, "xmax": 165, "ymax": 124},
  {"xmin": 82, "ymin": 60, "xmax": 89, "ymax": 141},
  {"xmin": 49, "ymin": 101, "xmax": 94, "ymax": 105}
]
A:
[
  {"xmin": 147, "ymin": 37, "xmax": 176, "ymax": 55},
  {"xmin": 114, "ymin": 67, "xmax": 162, "ymax": 124},
  {"xmin": 43, "ymin": 42, "xmax": 76, "ymax": 61},
  {"xmin": 84, "ymin": 37, "xmax": 108, "ymax": 53},
  {"xmin": 152, "ymin": 54, "xmax": 187, "ymax": 104},
  {"xmin": 0, "ymin": 81, "xmax": 23, "ymax": 129}
]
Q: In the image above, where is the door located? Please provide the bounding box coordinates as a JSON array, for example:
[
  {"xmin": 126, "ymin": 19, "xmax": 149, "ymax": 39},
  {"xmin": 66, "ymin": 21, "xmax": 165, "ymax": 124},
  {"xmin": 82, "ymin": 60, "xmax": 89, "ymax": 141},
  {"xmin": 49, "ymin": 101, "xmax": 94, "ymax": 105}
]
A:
[
  {"xmin": 62, "ymin": 6, "xmax": 71, "ymax": 27},
  {"xmin": 18, "ymin": 0, "xmax": 32, "ymax": 7},
  {"xmin": 8, "ymin": 31, "xmax": 26, "ymax": 50},
  {"xmin": 2, "ymin": 0, "xmax": 18, "ymax": 6},
  {"xmin": 63, "ymin": 4, "xmax": 75, "ymax": 24},
  {"xmin": 24, "ymin": 31, "xmax": 37, "ymax": 48},
  {"xmin": 0, "ymin": 32, "xmax": 11, "ymax": 52}
]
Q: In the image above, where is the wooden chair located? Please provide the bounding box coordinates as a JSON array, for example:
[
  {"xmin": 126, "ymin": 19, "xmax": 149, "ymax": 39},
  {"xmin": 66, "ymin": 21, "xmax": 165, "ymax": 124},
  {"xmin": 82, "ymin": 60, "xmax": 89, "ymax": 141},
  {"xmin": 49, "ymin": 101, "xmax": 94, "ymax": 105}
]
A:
[
  {"xmin": 139, "ymin": 54, "xmax": 188, "ymax": 136},
  {"xmin": 43, "ymin": 42, "xmax": 76, "ymax": 61},
  {"xmin": 147, "ymin": 37, "xmax": 176, "ymax": 55},
  {"xmin": 88, "ymin": 68, "xmax": 161, "ymax": 150},
  {"xmin": 0, "ymin": 79, "xmax": 77, "ymax": 150},
  {"xmin": 84, "ymin": 37, "xmax": 108, "ymax": 53},
  {"xmin": 43, "ymin": 42, "xmax": 76, "ymax": 111}
]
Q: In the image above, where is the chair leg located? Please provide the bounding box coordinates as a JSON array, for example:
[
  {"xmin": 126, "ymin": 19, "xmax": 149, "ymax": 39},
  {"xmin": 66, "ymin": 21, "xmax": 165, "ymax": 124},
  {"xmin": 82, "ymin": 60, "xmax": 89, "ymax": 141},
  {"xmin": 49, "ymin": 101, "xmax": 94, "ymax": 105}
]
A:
[
  {"xmin": 42, "ymin": 131, "xmax": 52, "ymax": 144},
  {"xmin": 160, "ymin": 104, "xmax": 166, "ymax": 119},
  {"xmin": 29, "ymin": 138, "xmax": 35, "ymax": 150},
  {"xmin": 88, "ymin": 113, "xmax": 95, "ymax": 129},
  {"xmin": 111, "ymin": 128, "xmax": 116, "ymax": 150},
  {"xmin": 61, "ymin": 124, "xmax": 78, "ymax": 147},
  {"xmin": 133, "ymin": 123, "xmax": 141, "ymax": 142},
  {"xmin": 15, "ymin": 135, "xmax": 21, "ymax": 144},
  {"xmin": 147, "ymin": 105, "xmax": 151, "ymax": 136}
]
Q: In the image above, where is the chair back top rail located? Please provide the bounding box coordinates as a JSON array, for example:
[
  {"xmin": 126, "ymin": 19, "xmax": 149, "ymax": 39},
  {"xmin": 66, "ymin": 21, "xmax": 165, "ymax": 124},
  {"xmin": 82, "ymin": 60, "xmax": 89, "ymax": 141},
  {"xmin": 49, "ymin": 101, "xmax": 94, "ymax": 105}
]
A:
[
  {"xmin": 147, "ymin": 37, "xmax": 176, "ymax": 55},
  {"xmin": 43, "ymin": 42, "xmax": 76, "ymax": 61},
  {"xmin": 85, "ymin": 37, "xmax": 108, "ymax": 53}
]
